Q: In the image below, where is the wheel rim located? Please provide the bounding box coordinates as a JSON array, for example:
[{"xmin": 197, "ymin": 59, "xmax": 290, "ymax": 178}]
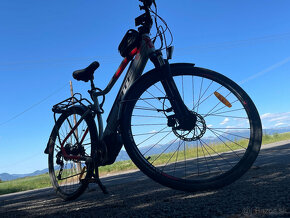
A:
[
  {"xmin": 127, "ymin": 72, "xmax": 258, "ymax": 183},
  {"xmin": 50, "ymin": 112, "xmax": 93, "ymax": 196}
]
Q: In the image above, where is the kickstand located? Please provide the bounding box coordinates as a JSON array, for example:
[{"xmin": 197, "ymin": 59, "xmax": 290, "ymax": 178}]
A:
[
  {"xmin": 85, "ymin": 157, "xmax": 108, "ymax": 194},
  {"xmin": 91, "ymin": 168, "xmax": 108, "ymax": 194}
]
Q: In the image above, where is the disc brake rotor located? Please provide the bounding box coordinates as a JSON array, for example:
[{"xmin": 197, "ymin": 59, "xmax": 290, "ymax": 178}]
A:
[{"xmin": 172, "ymin": 112, "xmax": 206, "ymax": 141}]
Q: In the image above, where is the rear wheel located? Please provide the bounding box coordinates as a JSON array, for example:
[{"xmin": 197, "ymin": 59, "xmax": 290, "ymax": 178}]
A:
[
  {"xmin": 48, "ymin": 106, "xmax": 97, "ymax": 200},
  {"xmin": 120, "ymin": 65, "xmax": 262, "ymax": 191}
]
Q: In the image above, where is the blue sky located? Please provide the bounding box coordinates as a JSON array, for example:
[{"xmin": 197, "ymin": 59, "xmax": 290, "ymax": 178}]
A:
[{"xmin": 0, "ymin": 0, "xmax": 290, "ymax": 174}]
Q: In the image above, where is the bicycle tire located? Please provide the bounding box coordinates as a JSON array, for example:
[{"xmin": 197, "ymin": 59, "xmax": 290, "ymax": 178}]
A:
[
  {"xmin": 48, "ymin": 106, "xmax": 97, "ymax": 200},
  {"xmin": 120, "ymin": 63, "xmax": 262, "ymax": 192}
]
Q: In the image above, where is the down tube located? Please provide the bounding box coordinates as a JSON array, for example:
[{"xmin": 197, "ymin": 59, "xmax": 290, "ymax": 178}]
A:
[{"xmin": 103, "ymin": 51, "xmax": 150, "ymax": 137}]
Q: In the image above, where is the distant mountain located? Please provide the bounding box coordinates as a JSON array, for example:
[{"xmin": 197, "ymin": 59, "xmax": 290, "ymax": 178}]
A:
[
  {"xmin": 0, "ymin": 168, "xmax": 48, "ymax": 182},
  {"xmin": 263, "ymin": 126, "xmax": 290, "ymax": 135},
  {"xmin": 1, "ymin": 127, "xmax": 289, "ymax": 182},
  {"xmin": 0, "ymin": 173, "xmax": 18, "ymax": 181}
]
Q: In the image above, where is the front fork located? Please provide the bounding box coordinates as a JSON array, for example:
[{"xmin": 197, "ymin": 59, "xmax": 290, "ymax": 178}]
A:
[{"xmin": 150, "ymin": 52, "xmax": 197, "ymax": 130}]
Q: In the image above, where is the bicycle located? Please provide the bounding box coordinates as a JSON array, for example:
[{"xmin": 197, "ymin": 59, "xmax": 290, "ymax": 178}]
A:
[{"xmin": 45, "ymin": 0, "xmax": 262, "ymax": 200}]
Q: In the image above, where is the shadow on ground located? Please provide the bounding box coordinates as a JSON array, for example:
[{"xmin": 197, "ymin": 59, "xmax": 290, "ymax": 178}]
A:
[{"xmin": 0, "ymin": 143, "xmax": 290, "ymax": 217}]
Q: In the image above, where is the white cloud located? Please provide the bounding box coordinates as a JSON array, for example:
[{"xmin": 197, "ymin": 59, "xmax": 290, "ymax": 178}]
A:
[
  {"xmin": 261, "ymin": 112, "xmax": 290, "ymax": 129},
  {"xmin": 270, "ymin": 116, "xmax": 290, "ymax": 122},
  {"xmin": 261, "ymin": 113, "xmax": 272, "ymax": 119},
  {"xmin": 220, "ymin": 118, "xmax": 229, "ymax": 125},
  {"xmin": 274, "ymin": 122, "xmax": 286, "ymax": 127}
]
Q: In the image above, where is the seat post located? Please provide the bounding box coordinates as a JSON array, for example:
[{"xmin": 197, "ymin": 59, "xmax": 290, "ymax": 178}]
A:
[{"xmin": 90, "ymin": 79, "xmax": 96, "ymax": 90}]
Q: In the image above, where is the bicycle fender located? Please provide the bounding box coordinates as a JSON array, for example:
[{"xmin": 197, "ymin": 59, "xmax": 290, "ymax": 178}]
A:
[{"xmin": 118, "ymin": 63, "xmax": 195, "ymax": 121}]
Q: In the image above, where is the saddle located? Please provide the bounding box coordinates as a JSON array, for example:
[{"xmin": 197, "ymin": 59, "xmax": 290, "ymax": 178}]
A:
[{"xmin": 72, "ymin": 61, "xmax": 100, "ymax": 82}]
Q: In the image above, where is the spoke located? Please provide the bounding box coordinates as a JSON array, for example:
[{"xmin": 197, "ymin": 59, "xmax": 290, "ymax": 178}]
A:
[
  {"xmin": 58, "ymin": 169, "xmax": 85, "ymax": 181},
  {"xmin": 202, "ymin": 114, "xmax": 248, "ymax": 119},
  {"xmin": 199, "ymin": 140, "xmax": 224, "ymax": 174},
  {"xmin": 82, "ymin": 142, "xmax": 92, "ymax": 146},
  {"xmin": 193, "ymin": 85, "xmax": 223, "ymax": 111},
  {"xmin": 211, "ymin": 99, "xmax": 239, "ymax": 115},
  {"xmin": 205, "ymin": 99, "xmax": 239, "ymax": 118},
  {"xmin": 208, "ymin": 128, "xmax": 242, "ymax": 159},
  {"xmin": 142, "ymin": 131, "xmax": 172, "ymax": 156},
  {"xmin": 82, "ymin": 137, "xmax": 92, "ymax": 143},
  {"xmin": 137, "ymin": 126, "xmax": 168, "ymax": 147},
  {"xmin": 192, "ymin": 76, "xmax": 194, "ymax": 110},
  {"xmin": 122, "ymin": 97, "xmax": 166, "ymax": 103},
  {"xmin": 209, "ymin": 128, "xmax": 248, "ymax": 150},
  {"xmin": 182, "ymin": 75, "xmax": 184, "ymax": 101},
  {"xmin": 193, "ymin": 80, "xmax": 214, "ymax": 110},
  {"xmin": 68, "ymin": 117, "xmax": 74, "ymax": 146},
  {"xmin": 196, "ymin": 140, "xmax": 199, "ymax": 176},
  {"xmin": 211, "ymin": 127, "xmax": 250, "ymax": 130},
  {"xmin": 152, "ymin": 137, "xmax": 179, "ymax": 165},
  {"xmin": 59, "ymin": 121, "xmax": 67, "ymax": 140},
  {"xmin": 209, "ymin": 128, "xmax": 250, "ymax": 140},
  {"xmin": 57, "ymin": 131, "xmax": 64, "ymax": 146},
  {"xmin": 196, "ymin": 78, "xmax": 204, "ymax": 113},
  {"xmin": 66, "ymin": 117, "xmax": 80, "ymax": 144},
  {"xmin": 132, "ymin": 115, "xmax": 166, "ymax": 118},
  {"xmin": 132, "ymin": 123, "xmax": 167, "ymax": 126},
  {"xmin": 145, "ymin": 90, "xmax": 169, "ymax": 109},
  {"xmin": 200, "ymin": 139, "xmax": 234, "ymax": 168},
  {"xmin": 154, "ymin": 84, "xmax": 166, "ymax": 96},
  {"xmin": 183, "ymin": 131, "xmax": 187, "ymax": 180},
  {"xmin": 161, "ymin": 143, "xmax": 180, "ymax": 172},
  {"xmin": 142, "ymin": 98, "xmax": 159, "ymax": 111},
  {"xmin": 134, "ymin": 106, "xmax": 159, "ymax": 111},
  {"xmin": 173, "ymin": 140, "xmax": 183, "ymax": 177},
  {"xmin": 133, "ymin": 130, "xmax": 172, "ymax": 137},
  {"xmin": 203, "ymin": 91, "xmax": 232, "ymax": 117},
  {"xmin": 200, "ymin": 141, "xmax": 211, "ymax": 174},
  {"xmin": 55, "ymin": 143, "xmax": 61, "ymax": 150},
  {"xmin": 206, "ymin": 108, "xmax": 245, "ymax": 115}
]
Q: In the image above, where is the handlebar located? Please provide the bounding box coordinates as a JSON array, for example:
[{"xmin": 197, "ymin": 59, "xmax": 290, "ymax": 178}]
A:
[
  {"xmin": 135, "ymin": 0, "xmax": 155, "ymax": 33},
  {"xmin": 139, "ymin": 0, "xmax": 154, "ymax": 8}
]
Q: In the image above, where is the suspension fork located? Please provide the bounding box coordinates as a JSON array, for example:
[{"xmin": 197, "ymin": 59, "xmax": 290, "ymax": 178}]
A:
[{"xmin": 150, "ymin": 53, "xmax": 197, "ymax": 129}]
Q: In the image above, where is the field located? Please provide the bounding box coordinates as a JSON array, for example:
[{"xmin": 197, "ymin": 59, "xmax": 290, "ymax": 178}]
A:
[{"xmin": 1, "ymin": 132, "xmax": 290, "ymax": 195}]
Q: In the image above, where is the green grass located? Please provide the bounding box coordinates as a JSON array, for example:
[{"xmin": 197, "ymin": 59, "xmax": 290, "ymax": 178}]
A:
[
  {"xmin": 262, "ymin": 131, "xmax": 290, "ymax": 145},
  {"xmin": 1, "ymin": 131, "xmax": 290, "ymax": 196},
  {"xmin": 0, "ymin": 173, "xmax": 51, "ymax": 195}
]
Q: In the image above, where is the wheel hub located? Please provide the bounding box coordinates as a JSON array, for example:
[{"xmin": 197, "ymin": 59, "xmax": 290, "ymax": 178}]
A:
[{"xmin": 172, "ymin": 112, "xmax": 207, "ymax": 141}]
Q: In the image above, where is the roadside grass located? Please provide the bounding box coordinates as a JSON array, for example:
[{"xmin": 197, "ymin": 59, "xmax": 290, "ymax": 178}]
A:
[
  {"xmin": 262, "ymin": 132, "xmax": 290, "ymax": 145},
  {"xmin": 0, "ymin": 173, "xmax": 50, "ymax": 195},
  {"xmin": 1, "ymin": 131, "xmax": 290, "ymax": 195}
]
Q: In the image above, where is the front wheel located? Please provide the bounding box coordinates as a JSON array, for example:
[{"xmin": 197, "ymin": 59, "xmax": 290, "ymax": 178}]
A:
[
  {"xmin": 48, "ymin": 106, "xmax": 97, "ymax": 200},
  {"xmin": 120, "ymin": 64, "xmax": 262, "ymax": 192}
]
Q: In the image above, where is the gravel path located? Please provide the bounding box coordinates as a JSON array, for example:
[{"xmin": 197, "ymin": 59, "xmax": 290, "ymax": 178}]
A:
[{"xmin": 1, "ymin": 140, "xmax": 290, "ymax": 217}]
